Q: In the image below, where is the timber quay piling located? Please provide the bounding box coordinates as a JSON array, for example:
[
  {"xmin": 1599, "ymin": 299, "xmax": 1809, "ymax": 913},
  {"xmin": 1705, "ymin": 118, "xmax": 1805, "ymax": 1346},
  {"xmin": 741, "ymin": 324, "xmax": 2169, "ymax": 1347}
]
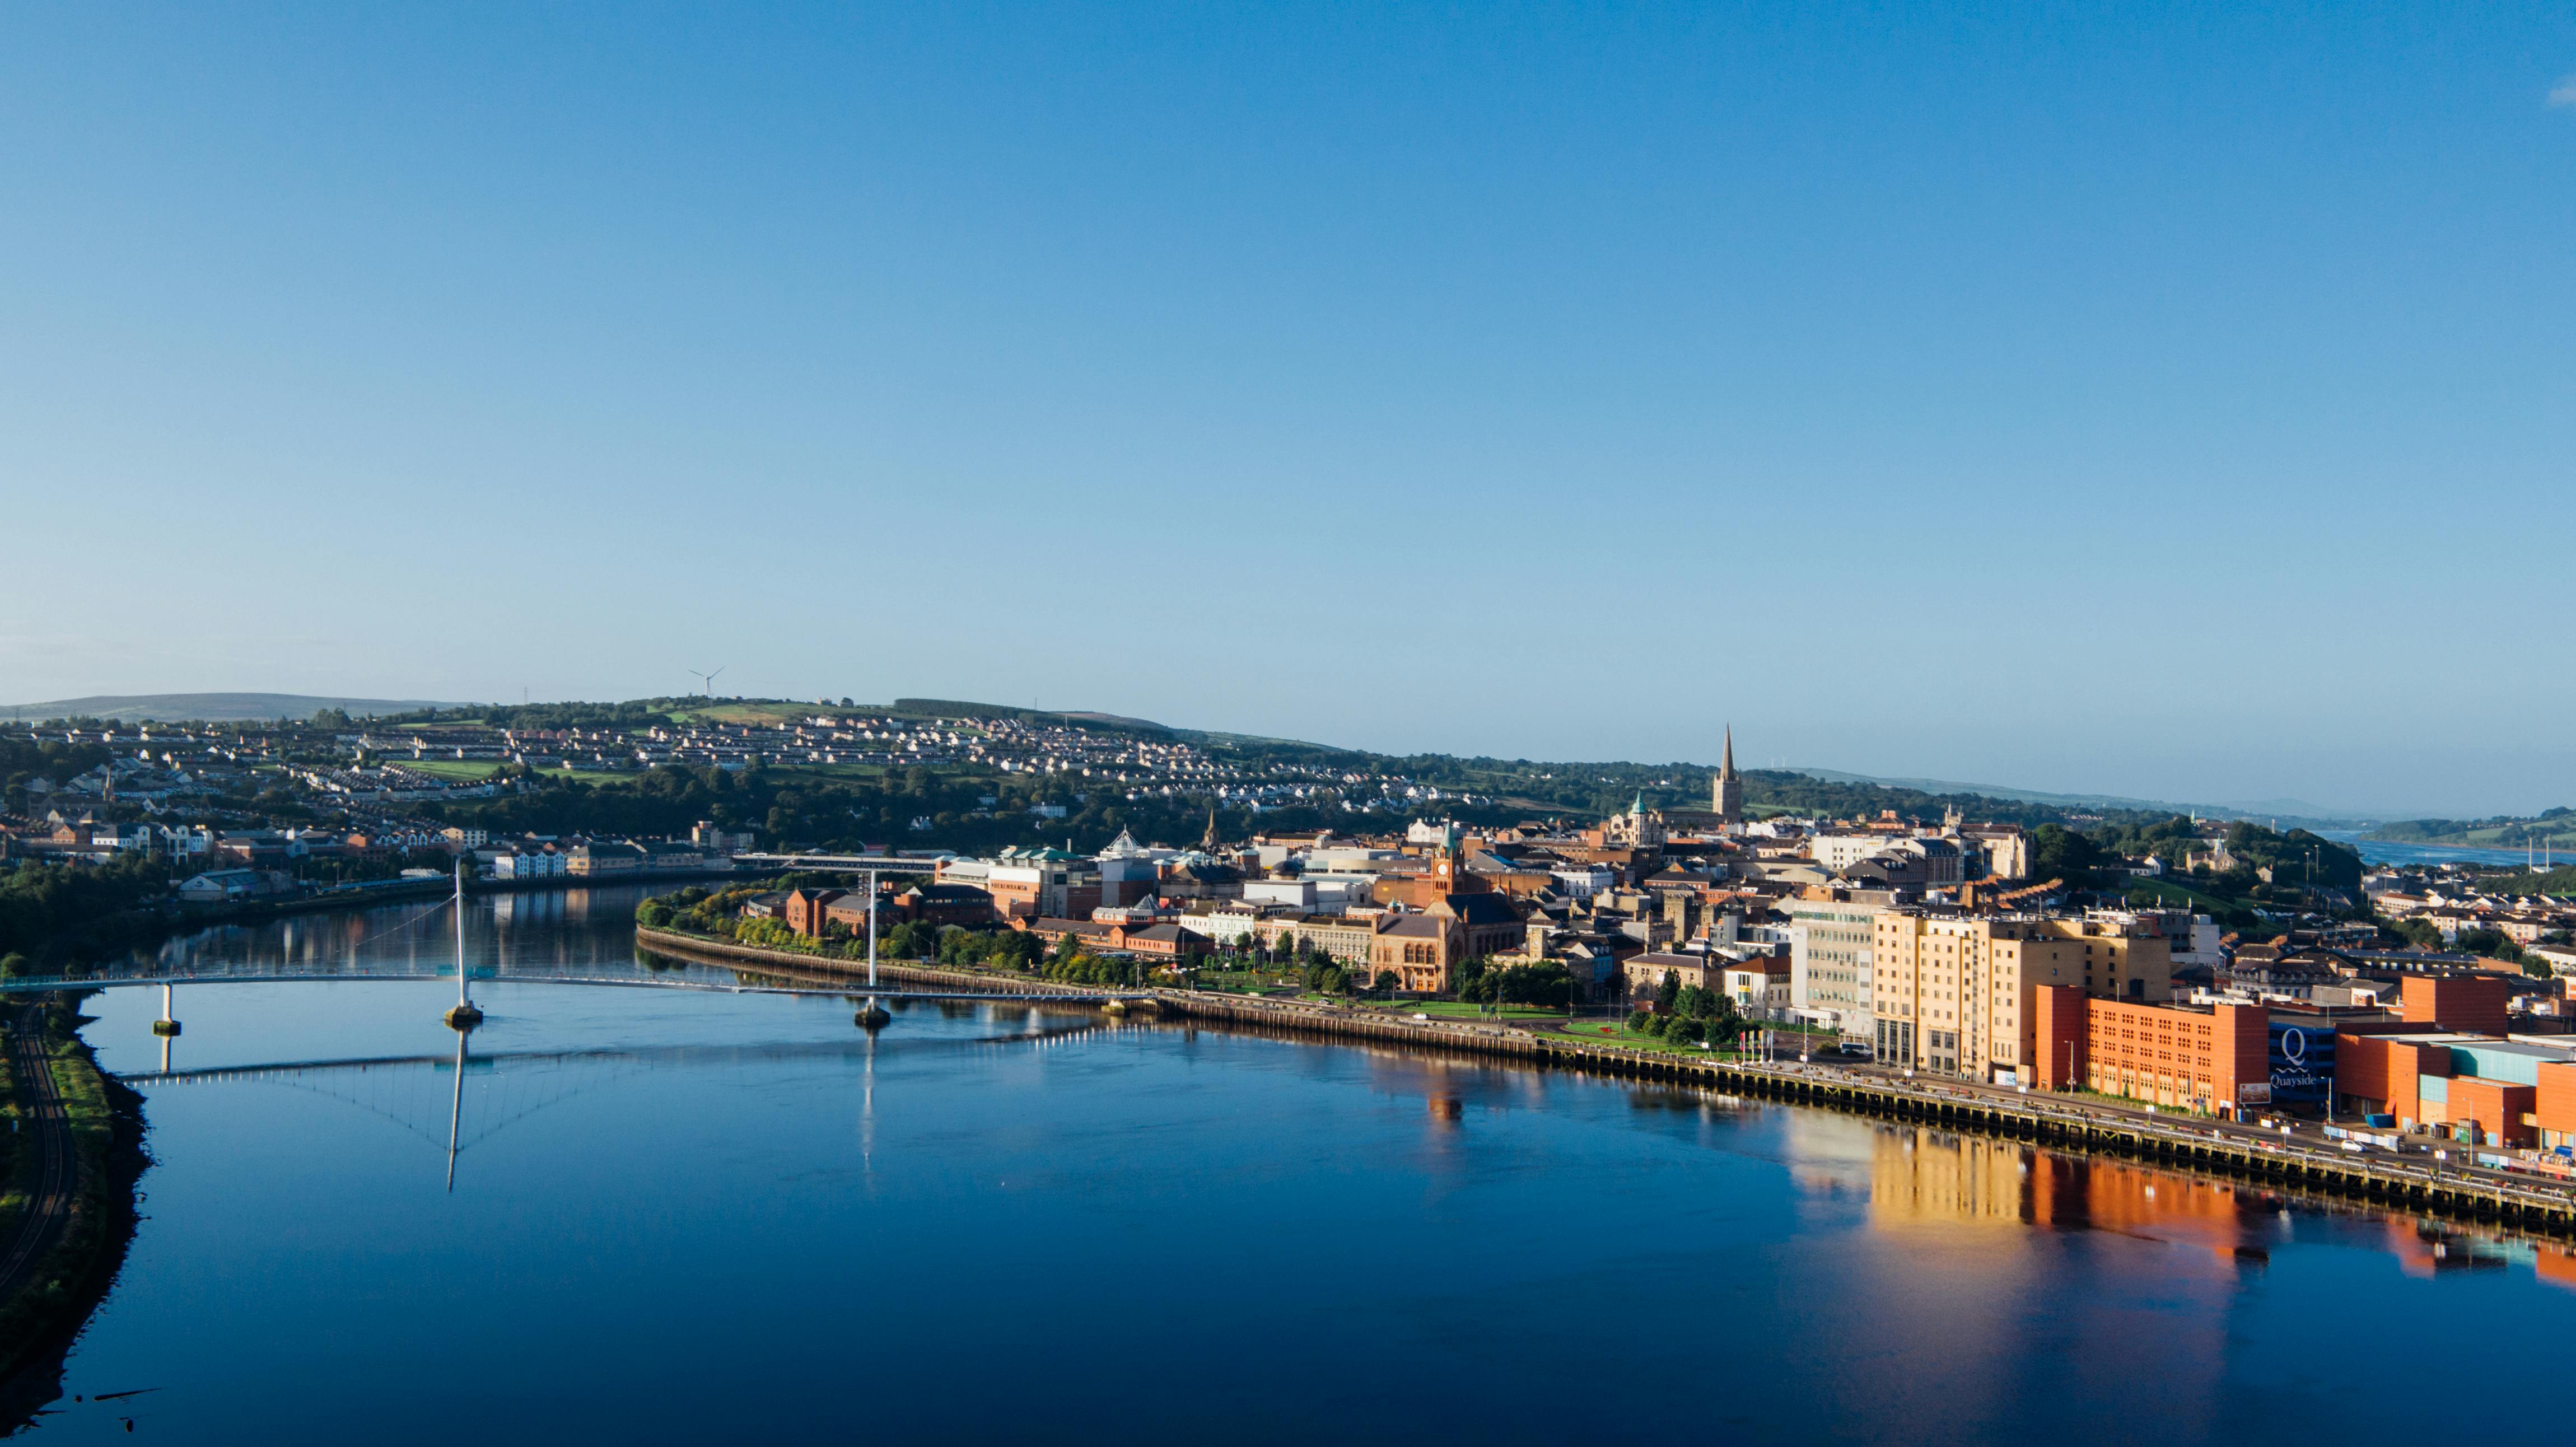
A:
[
  {"xmin": 1156, "ymin": 992, "xmax": 2576, "ymax": 1236},
  {"xmin": 632, "ymin": 929, "xmax": 2576, "ymax": 1236}
]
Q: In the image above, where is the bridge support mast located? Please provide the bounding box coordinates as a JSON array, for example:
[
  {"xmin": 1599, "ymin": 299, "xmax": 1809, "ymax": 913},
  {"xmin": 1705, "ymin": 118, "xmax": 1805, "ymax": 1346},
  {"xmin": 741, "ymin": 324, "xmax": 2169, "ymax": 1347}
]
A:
[
  {"xmin": 856, "ymin": 866, "xmax": 889, "ymax": 1030},
  {"xmin": 445, "ymin": 860, "xmax": 483, "ymax": 1031},
  {"xmin": 151, "ymin": 981, "xmax": 181, "ymax": 1039}
]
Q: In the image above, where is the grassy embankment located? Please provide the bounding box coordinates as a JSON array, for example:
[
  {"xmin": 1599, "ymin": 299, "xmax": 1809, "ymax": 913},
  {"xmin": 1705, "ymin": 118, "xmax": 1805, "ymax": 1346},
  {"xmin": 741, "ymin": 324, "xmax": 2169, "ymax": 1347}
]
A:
[{"xmin": 0, "ymin": 1001, "xmax": 146, "ymax": 1383}]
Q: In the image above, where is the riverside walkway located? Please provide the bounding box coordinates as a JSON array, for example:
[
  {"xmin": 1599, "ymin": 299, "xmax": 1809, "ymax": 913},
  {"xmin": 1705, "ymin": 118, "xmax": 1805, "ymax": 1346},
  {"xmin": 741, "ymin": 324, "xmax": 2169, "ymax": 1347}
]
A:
[{"xmin": 1138, "ymin": 986, "xmax": 2576, "ymax": 1237}]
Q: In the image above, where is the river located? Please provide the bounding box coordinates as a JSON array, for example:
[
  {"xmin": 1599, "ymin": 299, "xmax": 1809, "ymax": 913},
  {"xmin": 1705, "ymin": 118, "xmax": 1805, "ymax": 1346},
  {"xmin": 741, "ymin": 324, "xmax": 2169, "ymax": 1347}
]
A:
[
  {"xmin": 2317, "ymin": 829, "xmax": 2544, "ymax": 870},
  {"xmin": 18, "ymin": 885, "xmax": 2576, "ymax": 1442}
]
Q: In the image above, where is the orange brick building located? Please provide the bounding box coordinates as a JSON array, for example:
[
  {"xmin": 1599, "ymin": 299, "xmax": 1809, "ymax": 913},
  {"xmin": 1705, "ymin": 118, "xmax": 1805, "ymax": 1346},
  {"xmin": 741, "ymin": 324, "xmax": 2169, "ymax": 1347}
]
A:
[
  {"xmin": 2335, "ymin": 1031, "xmax": 2576, "ymax": 1148},
  {"xmin": 2032, "ymin": 988, "xmax": 2270, "ymax": 1116},
  {"xmin": 2399, "ymin": 975, "xmax": 2511, "ymax": 1035}
]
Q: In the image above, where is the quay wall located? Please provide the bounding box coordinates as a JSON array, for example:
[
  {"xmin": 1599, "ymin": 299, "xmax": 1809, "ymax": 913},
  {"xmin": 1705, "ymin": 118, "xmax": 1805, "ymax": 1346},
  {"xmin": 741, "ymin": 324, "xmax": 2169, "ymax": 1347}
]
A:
[
  {"xmin": 634, "ymin": 928, "xmax": 2576, "ymax": 1236},
  {"xmin": 633, "ymin": 928, "xmax": 1114, "ymax": 999}
]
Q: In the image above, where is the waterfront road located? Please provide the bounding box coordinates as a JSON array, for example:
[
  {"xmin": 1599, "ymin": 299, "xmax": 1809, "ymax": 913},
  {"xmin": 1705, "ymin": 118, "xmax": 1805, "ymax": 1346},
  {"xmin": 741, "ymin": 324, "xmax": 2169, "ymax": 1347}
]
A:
[
  {"xmin": 1514, "ymin": 1013, "xmax": 2573, "ymax": 1207},
  {"xmin": 0, "ymin": 1006, "xmax": 73, "ymax": 1305}
]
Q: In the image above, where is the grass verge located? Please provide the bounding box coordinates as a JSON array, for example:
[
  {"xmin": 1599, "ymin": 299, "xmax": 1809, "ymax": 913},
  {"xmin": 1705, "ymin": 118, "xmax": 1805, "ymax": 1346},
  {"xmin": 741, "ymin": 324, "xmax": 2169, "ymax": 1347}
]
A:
[{"xmin": 0, "ymin": 998, "xmax": 150, "ymax": 1419}]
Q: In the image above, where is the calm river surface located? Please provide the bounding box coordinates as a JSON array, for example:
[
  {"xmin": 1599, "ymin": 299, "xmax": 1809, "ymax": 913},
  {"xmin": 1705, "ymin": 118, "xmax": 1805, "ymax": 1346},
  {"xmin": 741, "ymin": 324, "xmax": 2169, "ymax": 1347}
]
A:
[{"xmin": 24, "ymin": 885, "xmax": 2576, "ymax": 1441}]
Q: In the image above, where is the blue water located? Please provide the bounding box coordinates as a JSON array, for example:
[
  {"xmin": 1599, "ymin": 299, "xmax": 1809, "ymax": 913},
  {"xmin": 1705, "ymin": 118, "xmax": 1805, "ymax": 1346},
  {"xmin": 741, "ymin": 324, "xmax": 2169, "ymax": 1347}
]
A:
[
  {"xmin": 2318, "ymin": 829, "xmax": 2541, "ymax": 869},
  {"xmin": 26, "ymin": 888, "xmax": 2576, "ymax": 1443}
]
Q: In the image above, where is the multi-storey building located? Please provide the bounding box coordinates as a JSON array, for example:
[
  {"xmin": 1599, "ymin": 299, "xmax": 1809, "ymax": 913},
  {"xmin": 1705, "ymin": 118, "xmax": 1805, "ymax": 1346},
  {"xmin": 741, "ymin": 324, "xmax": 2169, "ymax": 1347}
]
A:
[
  {"xmin": 2031, "ymin": 990, "xmax": 2270, "ymax": 1115},
  {"xmin": 1781, "ymin": 886, "xmax": 1895, "ymax": 1039},
  {"xmin": 1872, "ymin": 910, "xmax": 2172, "ymax": 1081}
]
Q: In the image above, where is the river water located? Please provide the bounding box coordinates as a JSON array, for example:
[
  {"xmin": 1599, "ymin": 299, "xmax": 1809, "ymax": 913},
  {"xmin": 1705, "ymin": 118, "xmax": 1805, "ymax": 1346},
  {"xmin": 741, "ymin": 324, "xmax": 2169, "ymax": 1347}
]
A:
[
  {"xmin": 2318, "ymin": 829, "xmax": 2541, "ymax": 870},
  {"xmin": 21, "ymin": 885, "xmax": 2576, "ymax": 1442}
]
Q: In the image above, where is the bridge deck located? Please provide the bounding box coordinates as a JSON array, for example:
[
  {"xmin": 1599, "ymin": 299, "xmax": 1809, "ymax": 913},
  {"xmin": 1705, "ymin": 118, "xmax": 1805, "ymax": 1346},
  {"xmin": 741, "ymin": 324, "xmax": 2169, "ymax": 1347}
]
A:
[{"xmin": 0, "ymin": 970, "xmax": 1141, "ymax": 1003}]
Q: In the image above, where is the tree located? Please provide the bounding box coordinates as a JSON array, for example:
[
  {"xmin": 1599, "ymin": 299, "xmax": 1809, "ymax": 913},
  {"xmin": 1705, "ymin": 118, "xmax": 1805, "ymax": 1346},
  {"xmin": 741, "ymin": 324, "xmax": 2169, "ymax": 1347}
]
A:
[
  {"xmin": 2389, "ymin": 916, "xmax": 2442, "ymax": 950},
  {"xmin": 2029, "ymin": 824, "xmax": 2104, "ymax": 888},
  {"xmin": 1710, "ymin": 994, "xmax": 1743, "ymax": 1046},
  {"xmin": 1655, "ymin": 969, "xmax": 1680, "ymax": 1015},
  {"xmin": 1371, "ymin": 969, "xmax": 1398, "ymax": 997}
]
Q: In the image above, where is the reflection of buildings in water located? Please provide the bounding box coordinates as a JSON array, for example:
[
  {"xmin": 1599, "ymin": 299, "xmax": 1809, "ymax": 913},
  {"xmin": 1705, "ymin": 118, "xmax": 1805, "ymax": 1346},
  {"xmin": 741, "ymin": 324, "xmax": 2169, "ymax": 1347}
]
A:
[
  {"xmin": 123, "ymin": 885, "xmax": 663, "ymax": 979},
  {"xmin": 1779, "ymin": 1108, "xmax": 1879, "ymax": 1202},
  {"xmin": 1866, "ymin": 1128, "xmax": 2576, "ymax": 1303},
  {"xmin": 1858, "ymin": 1128, "xmax": 2241, "ymax": 1441},
  {"xmin": 1865, "ymin": 1128, "xmax": 2251, "ymax": 1250},
  {"xmin": 2383, "ymin": 1216, "xmax": 2575, "ymax": 1285},
  {"xmin": 1868, "ymin": 1128, "xmax": 2036, "ymax": 1232}
]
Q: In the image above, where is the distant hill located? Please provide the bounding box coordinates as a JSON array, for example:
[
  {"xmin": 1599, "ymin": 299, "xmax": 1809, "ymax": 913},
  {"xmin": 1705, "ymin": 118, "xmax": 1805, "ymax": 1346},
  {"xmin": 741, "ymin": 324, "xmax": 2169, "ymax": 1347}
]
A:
[
  {"xmin": 884, "ymin": 698, "xmax": 1173, "ymax": 737},
  {"xmin": 1790, "ymin": 769, "xmax": 2370, "ymax": 827},
  {"xmin": 2, "ymin": 693, "xmax": 466, "ymax": 724}
]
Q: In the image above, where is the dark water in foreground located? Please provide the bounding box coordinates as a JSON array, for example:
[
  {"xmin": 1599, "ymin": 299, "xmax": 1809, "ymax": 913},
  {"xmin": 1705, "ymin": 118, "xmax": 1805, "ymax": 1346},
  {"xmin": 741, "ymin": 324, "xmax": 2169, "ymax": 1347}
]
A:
[{"xmin": 27, "ymin": 887, "xmax": 2576, "ymax": 1442}]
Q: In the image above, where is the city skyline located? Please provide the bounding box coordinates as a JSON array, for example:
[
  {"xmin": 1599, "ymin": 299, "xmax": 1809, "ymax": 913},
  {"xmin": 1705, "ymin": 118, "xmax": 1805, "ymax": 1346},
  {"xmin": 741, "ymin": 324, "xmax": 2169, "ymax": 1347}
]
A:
[{"xmin": 7, "ymin": 6, "xmax": 2574, "ymax": 815}]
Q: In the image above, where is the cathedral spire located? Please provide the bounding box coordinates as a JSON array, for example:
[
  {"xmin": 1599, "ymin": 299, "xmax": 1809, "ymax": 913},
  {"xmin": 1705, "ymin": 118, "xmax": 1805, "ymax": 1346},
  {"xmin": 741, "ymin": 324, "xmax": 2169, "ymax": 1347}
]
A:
[{"xmin": 1712, "ymin": 725, "xmax": 1743, "ymax": 827}]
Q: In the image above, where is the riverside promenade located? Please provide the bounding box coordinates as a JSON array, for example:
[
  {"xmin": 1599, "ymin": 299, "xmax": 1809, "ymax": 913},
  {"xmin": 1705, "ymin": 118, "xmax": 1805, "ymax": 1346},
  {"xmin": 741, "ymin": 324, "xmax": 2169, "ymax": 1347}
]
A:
[{"xmin": 634, "ymin": 928, "xmax": 2576, "ymax": 1237}]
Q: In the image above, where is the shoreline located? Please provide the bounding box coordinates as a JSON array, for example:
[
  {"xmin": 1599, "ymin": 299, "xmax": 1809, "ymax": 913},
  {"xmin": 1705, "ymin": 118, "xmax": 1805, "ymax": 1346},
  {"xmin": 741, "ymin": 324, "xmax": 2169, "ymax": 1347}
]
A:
[
  {"xmin": 640, "ymin": 926, "xmax": 2576, "ymax": 1238},
  {"xmin": 0, "ymin": 996, "xmax": 148, "ymax": 1425}
]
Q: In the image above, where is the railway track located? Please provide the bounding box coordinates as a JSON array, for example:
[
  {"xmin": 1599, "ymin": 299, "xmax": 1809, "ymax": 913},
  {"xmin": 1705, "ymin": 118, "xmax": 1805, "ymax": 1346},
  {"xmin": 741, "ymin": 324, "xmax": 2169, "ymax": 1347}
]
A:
[{"xmin": 0, "ymin": 1007, "xmax": 73, "ymax": 1303}]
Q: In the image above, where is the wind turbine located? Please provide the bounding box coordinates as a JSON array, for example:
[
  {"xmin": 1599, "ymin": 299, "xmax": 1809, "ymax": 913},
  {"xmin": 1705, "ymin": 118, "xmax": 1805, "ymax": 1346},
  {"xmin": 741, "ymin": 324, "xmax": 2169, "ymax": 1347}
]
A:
[{"xmin": 688, "ymin": 666, "xmax": 726, "ymax": 698}]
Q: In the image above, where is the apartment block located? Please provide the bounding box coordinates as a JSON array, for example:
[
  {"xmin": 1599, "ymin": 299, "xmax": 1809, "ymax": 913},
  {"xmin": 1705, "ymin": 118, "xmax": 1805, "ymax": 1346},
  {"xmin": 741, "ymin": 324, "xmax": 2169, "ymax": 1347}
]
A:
[{"xmin": 1873, "ymin": 910, "xmax": 2172, "ymax": 1082}]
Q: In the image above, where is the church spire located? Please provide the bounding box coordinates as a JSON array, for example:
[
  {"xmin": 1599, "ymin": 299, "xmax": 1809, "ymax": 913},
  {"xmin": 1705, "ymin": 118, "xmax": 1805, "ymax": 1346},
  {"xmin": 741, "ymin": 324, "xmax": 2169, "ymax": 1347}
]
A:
[{"xmin": 1712, "ymin": 724, "xmax": 1743, "ymax": 828}]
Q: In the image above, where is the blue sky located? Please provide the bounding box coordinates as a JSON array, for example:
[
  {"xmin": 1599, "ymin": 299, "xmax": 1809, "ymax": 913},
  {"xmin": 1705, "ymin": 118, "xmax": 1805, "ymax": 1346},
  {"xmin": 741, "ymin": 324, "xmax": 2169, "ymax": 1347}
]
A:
[{"xmin": 3, "ymin": 3, "xmax": 2570, "ymax": 816}]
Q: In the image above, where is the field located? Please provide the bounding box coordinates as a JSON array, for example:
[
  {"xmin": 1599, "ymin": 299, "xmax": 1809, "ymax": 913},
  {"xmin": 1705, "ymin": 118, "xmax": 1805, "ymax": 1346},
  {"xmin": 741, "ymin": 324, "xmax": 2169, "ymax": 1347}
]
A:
[{"xmin": 393, "ymin": 759, "xmax": 505, "ymax": 782}]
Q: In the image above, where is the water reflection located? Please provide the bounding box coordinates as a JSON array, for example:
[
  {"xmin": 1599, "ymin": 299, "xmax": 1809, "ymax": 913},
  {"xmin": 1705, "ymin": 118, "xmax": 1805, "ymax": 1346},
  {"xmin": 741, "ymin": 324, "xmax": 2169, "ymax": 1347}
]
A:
[
  {"xmin": 113, "ymin": 884, "xmax": 664, "ymax": 978},
  {"xmin": 26, "ymin": 893, "xmax": 2576, "ymax": 1445}
]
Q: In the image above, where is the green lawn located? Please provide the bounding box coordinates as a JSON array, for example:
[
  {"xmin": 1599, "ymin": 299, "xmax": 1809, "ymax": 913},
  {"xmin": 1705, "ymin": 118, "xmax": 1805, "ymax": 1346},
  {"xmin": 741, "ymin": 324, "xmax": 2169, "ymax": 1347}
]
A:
[
  {"xmin": 1550, "ymin": 1020, "xmax": 1753, "ymax": 1056},
  {"xmin": 393, "ymin": 758, "xmax": 505, "ymax": 782},
  {"xmin": 770, "ymin": 762, "xmax": 893, "ymax": 779},
  {"xmin": 1372, "ymin": 1000, "xmax": 1570, "ymax": 1021}
]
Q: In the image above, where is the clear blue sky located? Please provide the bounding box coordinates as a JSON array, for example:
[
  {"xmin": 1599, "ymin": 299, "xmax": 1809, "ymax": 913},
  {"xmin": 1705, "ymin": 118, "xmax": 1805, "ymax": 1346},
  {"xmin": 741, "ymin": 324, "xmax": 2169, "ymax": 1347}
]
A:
[{"xmin": 4, "ymin": 3, "xmax": 2571, "ymax": 816}]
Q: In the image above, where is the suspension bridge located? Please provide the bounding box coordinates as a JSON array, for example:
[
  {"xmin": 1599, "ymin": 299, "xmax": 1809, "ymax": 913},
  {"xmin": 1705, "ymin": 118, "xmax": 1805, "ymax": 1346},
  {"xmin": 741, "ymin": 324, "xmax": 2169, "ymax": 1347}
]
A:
[{"xmin": 111, "ymin": 1012, "xmax": 1133, "ymax": 1189}]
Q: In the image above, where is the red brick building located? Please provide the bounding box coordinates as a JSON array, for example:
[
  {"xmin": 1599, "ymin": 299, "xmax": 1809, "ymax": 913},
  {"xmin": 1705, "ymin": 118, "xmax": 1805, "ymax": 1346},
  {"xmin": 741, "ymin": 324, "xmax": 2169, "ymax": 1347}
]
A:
[
  {"xmin": 781, "ymin": 888, "xmax": 847, "ymax": 937},
  {"xmin": 2400, "ymin": 974, "xmax": 2512, "ymax": 1035},
  {"xmin": 2033, "ymin": 988, "xmax": 2270, "ymax": 1116}
]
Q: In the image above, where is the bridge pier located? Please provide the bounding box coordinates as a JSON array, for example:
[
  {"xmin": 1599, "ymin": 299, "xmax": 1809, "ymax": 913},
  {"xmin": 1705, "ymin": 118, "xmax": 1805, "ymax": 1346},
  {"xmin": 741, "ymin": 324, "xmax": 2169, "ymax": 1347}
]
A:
[
  {"xmin": 151, "ymin": 982, "xmax": 182, "ymax": 1038},
  {"xmin": 856, "ymin": 997, "xmax": 890, "ymax": 1030}
]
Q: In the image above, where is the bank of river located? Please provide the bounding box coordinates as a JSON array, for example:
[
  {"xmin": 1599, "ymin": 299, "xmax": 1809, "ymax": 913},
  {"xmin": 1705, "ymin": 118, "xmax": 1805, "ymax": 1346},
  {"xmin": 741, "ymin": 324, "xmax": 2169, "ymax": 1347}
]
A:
[{"xmin": 12, "ymin": 887, "xmax": 2576, "ymax": 1443}]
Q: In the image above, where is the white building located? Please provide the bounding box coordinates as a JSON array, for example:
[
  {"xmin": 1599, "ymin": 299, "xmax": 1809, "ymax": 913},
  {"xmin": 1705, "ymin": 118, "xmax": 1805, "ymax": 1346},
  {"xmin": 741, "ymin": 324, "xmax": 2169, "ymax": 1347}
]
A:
[
  {"xmin": 1779, "ymin": 891, "xmax": 1892, "ymax": 1039},
  {"xmin": 492, "ymin": 849, "xmax": 567, "ymax": 880},
  {"xmin": 1811, "ymin": 833, "xmax": 1900, "ymax": 872},
  {"xmin": 1550, "ymin": 863, "xmax": 1616, "ymax": 900}
]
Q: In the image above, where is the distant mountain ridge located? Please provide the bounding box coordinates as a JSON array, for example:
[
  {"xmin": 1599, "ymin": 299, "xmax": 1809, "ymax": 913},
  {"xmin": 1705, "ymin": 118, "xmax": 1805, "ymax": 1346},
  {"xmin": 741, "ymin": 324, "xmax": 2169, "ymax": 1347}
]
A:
[
  {"xmin": 1788, "ymin": 769, "xmax": 2372, "ymax": 827},
  {"xmin": 0, "ymin": 690, "xmax": 2396, "ymax": 822},
  {"xmin": 2, "ymin": 693, "xmax": 466, "ymax": 723}
]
